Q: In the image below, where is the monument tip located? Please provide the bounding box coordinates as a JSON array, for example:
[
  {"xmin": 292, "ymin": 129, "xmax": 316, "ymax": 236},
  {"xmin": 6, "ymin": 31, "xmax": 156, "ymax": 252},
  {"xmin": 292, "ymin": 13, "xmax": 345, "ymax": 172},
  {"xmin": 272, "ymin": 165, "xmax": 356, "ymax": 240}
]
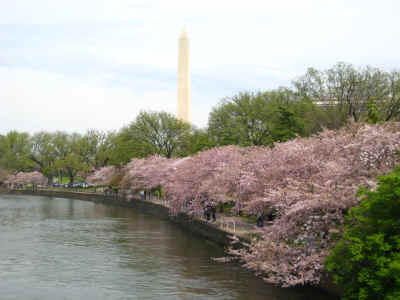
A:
[{"xmin": 180, "ymin": 26, "xmax": 188, "ymax": 39}]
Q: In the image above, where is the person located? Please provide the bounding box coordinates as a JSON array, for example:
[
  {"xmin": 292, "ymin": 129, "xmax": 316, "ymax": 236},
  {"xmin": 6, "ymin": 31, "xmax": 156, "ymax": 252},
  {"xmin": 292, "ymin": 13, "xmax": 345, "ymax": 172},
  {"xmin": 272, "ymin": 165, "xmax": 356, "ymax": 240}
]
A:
[
  {"xmin": 203, "ymin": 200, "xmax": 211, "ymax": 221},
  {"xmin": 114, "ymin": 187, "xmax": 119, "ymax": 198},
  {"xmin": 256, "ymin": 211, "xmax": 264, "ymax": 228},
  {"xmin": 105, "ymin": 186, "xmax": 112, "ymax": 196},
  {"xmin": 210, "ymin": 202, "xmax": 217, "ymax": 222}
]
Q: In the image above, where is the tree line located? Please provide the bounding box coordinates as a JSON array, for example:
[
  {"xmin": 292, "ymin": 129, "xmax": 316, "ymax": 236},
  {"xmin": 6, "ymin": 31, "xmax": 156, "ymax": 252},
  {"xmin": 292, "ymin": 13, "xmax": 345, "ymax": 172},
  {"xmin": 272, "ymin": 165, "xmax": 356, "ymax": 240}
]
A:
[
  {"xmin": 0, "ymin": 129, "xmax": 114, "ymax": 184},
  {"xmin": 1, "ymin": 62, "xmax": 400, "ymax": 183},
  {"xmin": 293, "ymin": 62, "xmax": 400, "ymax": 122}
]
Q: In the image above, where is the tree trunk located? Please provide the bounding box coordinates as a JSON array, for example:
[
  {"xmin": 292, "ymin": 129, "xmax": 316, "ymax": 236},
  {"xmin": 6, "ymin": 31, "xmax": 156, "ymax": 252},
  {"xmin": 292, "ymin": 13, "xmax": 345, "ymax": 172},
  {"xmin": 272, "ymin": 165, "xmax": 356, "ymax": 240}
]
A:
[
  {"xmin": 69, "ymin": 174, "xmax": 74, "ymax": 185},
  {"xmin": 59, "ymin": 170, "xmax": 64, "ymax": 185}
]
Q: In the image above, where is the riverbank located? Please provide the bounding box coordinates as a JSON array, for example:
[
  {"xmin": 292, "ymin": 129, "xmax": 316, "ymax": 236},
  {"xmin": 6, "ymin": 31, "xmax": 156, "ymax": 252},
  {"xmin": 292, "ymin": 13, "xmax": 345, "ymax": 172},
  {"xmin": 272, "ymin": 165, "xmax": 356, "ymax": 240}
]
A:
[{"xmin": 0, "ymin": 188, "xmax": 340, "ymax": 296}]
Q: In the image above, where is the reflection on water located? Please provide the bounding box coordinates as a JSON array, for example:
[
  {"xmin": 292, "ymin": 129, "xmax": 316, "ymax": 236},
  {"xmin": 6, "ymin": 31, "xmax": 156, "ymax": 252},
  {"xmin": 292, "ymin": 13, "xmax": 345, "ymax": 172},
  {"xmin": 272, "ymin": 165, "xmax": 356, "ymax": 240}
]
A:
[{"xmin": 0, "ymin": 195, "xmax": 338, "ymax": 300}]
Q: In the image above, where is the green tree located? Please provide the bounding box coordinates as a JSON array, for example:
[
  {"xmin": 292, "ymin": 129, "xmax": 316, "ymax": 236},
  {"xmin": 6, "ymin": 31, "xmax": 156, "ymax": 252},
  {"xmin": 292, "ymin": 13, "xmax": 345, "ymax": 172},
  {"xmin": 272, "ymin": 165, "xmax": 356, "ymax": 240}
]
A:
[
  {"xmin": 208, "ymin": 91, "xmax": 277, "ymax": 146},
  {"xmin": 292, "ymin": 67, "xmax": 326, "ymax": 101},
  {"xmin": 30, "ymin": 131, "xmax": 58, "ymax": 182},
  {"xmin": 179, "ymin": 127, "xmax": 215, "ymax": 156},
  {"xmin": 0, "ymin": 131, "xmax": 33, "ymax": 172},
  {"xmin": 290, "ymin": 97, "xmax": 345, "ymax": 134},
  {"xmin": 120, "ymin": 111, "xmax": 192, "ymax": 159},
  {"xmin": 293, "ymin": 62, "xmax": 400, "ymax": 123},
  {"xmin": 76, "ymin": 129, "xmax": 114, "ymax": 169},
  {"xmin": 56, "ymin": 153, "xmax": 88, "ymax": 185},
  {"xmin": 52, "ymin": 131, "xmax": 71, "ymax": 183},
  {"xmin": 273, "ymin": 105, "xmax": 303, "ymax": 142},
  {"xmin": 367, "ymin": 98, "xmax": 380, "ymax": 124},
  {"xmin": 55, "ymin": 133, "xmax": 90, "ymax": 184},
  {"xmin": 384, "ymin": 71, "xmax": 400, "ymax": 121},
  {"xmin": 326, "ymin": 168, "xmax": 400, "ymax": 300},
  {"xmin": 108, "ymin": 129, "xmax": 138, "ymax": 166},
  {"xmin": 208, "ymin": 90, "xmax": 330, "ymax": 147}
]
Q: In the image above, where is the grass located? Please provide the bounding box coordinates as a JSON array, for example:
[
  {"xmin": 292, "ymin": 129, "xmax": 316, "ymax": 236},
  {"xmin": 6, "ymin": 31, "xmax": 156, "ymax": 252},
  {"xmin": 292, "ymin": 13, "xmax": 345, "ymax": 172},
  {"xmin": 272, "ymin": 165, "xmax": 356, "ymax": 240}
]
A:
[
  {"xmin": 240, "ymin": 215, "xmax": 257, "ymax": 224},
  {"xmin": 218, "ymin": 202, "xmax": 235, "ymax": 213},
  {"xmin": 53, "ymin": 176, "xmax": 85, "ymax": 185}
]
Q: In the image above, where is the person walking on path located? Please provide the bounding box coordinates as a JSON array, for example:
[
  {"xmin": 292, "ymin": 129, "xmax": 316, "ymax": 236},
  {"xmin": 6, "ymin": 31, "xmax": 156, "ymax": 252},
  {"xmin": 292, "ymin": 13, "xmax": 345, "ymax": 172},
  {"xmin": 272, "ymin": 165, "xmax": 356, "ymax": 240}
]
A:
[
  {"xmin": 203, "ymin": 200, "xmax": 211, "ymax": 221},
  {"xmin": 256, "ymin": 211, "xmax": 264, "ymax": 228},
  {"xmin": 210, "ymin": 202, "xmax": 217, "ymax": 222},
  {"xmin": 202, "ymin": 200, "xmax": 217, "ymax": 222}
]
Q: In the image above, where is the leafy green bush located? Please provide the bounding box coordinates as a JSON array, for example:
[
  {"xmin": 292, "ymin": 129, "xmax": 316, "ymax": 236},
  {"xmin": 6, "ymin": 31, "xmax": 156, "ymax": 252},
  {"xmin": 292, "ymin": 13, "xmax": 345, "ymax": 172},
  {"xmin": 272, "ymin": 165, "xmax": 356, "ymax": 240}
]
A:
[{"xmin": 326, "ymin": 167, "xmax": 400, "ymax": 300}]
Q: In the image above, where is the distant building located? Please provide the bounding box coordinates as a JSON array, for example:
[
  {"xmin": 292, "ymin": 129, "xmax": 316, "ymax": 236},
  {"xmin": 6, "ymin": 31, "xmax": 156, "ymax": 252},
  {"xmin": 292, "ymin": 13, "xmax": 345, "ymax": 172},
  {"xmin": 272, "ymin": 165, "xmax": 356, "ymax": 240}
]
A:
[{"xmin": 313, "ymin": 97, "xmax": 339, "ymax": 107}]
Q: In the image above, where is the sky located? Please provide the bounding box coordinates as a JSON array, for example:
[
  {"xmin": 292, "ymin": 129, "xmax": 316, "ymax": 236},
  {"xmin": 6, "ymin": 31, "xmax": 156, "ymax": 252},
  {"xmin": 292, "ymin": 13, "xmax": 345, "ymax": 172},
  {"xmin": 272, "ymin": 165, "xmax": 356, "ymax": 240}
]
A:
[{"xmin": 1, "ymin": 0, "xmax": 400, "ymax": 134}]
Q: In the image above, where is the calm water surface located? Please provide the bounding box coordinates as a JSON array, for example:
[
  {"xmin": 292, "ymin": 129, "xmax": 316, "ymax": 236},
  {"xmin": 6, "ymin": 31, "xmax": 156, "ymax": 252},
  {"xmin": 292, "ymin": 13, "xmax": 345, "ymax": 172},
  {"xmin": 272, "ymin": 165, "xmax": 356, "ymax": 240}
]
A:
[{"xmin": 0, "ymin": 195, "xmax": 338, "ymax": 300}]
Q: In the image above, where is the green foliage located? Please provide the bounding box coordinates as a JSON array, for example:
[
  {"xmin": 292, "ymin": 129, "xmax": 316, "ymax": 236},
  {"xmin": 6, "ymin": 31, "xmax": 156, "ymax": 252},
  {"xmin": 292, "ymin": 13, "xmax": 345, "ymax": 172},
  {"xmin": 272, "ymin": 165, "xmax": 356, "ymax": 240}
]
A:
[
  {"xmin": 293, "ymin": 63, "xmax": 400, "ymax": 123},
  {"xmin": 326, "ymin": 168, "xmax": 400, "ymax": 300},
  {"xmin": 208, "ymin": 91, "xmax": 277, "ymax": 146},
  {"xmin": 240, "ymin": 215, "xmax": 257, "ymax": 224},
  {"xmin": 208, "ymin": 90, "xmax": 340, "ymax": 147},
  {"xmin": 367, "ymin": 98, "xmax": 380, "ymax": 124},
  {"xmin": 29, "ymin": 131, "xmax": 95, "ymax": 184},
  {"xmin": 108, "ymin": 128, "xmax": 138, "ymax": 166},
  {"xmin": 75, "ymin": 129, "xmax": 114, "ymax": 169},
  {"xmin": 115, "ymin": 111, "xmax": 192, "ymax": 159},
  {"xmin": 0, "ymin": 131, "xmax": 34, "ymax": 172},
  {"xmin": 30, "ymin": 131, "xmax": 58, "ymax": 180},
  {"xmin": 179, "ymin": 127, "xmax": 215, "ymax": 156},
  {"xmin": 56, "ymin": 153, "xmax": 88, "ymax": 184},
  {"xmin": 273, "ymin": 105, "xmax": 303, "ymax": 142}
]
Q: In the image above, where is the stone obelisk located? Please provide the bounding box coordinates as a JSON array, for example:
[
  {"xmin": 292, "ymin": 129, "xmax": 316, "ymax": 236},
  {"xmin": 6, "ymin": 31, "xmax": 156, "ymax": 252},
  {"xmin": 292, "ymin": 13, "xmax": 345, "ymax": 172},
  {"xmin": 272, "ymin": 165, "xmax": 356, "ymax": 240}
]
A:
[{"xmin": 177, "ymin": 27, "xmax": 191, "ymax": 123}]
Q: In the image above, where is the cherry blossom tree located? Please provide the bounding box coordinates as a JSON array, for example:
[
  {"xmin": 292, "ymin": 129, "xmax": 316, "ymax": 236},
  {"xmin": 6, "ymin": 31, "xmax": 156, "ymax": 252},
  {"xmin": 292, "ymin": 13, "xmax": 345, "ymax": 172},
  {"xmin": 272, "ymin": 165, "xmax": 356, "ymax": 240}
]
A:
[
  {"xmin": 86, "ymin": 166, "xmax": 119, "ymax": 187},
  {"xmin": 120, "ymin": 156, "xmax": 173, "ymax": 190},
  {"xmin": 5, "ymin": 171, "xmax": 47, "ymax": 189},
  {"xmin": 229, "ymin": 122, "xmax": 400, "ymax": 287},
  {"xmin": 163, "ymin": 146, "xmax": 244, "ymax": 214}
]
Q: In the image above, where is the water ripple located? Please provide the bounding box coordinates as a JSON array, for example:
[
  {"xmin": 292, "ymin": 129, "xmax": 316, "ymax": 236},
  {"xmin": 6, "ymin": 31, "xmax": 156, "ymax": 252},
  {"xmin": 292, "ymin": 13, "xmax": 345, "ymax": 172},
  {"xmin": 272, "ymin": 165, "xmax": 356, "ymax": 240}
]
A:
[{"xmin": 0, "ymin": 195, "xmax": 338, "ymax": 300}]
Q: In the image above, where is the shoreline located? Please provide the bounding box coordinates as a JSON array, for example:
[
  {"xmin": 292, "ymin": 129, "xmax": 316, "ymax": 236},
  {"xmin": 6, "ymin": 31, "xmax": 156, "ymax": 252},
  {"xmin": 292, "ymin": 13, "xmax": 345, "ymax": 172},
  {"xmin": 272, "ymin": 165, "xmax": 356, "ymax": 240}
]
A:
[{"xmin": 0, "ymin": 188, "xmax": 341, "ymax": 297}]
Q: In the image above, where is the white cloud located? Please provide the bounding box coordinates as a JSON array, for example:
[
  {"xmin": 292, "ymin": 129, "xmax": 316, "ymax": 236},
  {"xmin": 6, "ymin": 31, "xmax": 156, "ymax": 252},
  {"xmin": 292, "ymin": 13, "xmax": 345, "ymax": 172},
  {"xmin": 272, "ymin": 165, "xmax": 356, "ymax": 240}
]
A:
[{"xmin": 0, "ymin": 67, "xmax": 177, "ymax": 133}]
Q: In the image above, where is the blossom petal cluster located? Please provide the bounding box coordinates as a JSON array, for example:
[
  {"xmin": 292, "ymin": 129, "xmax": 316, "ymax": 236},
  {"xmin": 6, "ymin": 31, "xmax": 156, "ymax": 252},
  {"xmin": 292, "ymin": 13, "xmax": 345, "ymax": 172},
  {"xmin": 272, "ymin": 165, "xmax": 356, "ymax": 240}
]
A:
[
  {"xmin": 86, "ymin": 166, "xmax": 119, "ymax": 186},
  {"xmin": 5, "ymin": 171, "xmax": 47, "ymax": 186}
]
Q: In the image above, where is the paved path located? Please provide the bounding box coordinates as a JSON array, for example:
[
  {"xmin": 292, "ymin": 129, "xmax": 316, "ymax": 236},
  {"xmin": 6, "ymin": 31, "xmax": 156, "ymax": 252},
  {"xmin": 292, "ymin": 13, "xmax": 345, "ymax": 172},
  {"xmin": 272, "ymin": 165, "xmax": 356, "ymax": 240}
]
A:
[{"xmin": 146, "ymin": 197, "xmax": 263, "ymax": 239}]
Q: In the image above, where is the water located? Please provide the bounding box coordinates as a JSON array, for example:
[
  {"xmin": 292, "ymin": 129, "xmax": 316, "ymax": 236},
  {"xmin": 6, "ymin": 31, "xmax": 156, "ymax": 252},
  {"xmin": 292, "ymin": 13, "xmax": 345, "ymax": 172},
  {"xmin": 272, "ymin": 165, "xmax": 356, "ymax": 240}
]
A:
[{"xmin": 0, "ymin": 195, "xmax": 338, "ymax": 300}]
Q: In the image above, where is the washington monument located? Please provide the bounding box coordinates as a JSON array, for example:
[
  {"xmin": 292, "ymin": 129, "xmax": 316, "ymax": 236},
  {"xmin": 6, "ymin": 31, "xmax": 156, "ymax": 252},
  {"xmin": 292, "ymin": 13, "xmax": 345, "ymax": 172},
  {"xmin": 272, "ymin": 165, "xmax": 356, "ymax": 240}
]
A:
[{"xmin": 177, "ymin": 27, "xmax": 191, "ymax": 123}]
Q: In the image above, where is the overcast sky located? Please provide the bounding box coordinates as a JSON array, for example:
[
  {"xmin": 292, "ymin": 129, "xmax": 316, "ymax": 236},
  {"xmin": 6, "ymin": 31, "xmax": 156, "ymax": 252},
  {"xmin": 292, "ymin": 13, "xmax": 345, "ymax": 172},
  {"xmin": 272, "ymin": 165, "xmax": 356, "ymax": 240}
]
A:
[{"xmin": 1, "ymin": 0, "xmax": 400, "ymax": 134}]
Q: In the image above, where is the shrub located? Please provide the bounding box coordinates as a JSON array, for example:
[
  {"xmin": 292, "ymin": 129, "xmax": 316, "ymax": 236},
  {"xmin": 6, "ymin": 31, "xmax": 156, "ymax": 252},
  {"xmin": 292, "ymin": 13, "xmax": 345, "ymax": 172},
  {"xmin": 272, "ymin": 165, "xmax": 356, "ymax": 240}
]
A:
[{"xmin": 326, "ymin": 167, "xmax": 400, "ymax": 300}]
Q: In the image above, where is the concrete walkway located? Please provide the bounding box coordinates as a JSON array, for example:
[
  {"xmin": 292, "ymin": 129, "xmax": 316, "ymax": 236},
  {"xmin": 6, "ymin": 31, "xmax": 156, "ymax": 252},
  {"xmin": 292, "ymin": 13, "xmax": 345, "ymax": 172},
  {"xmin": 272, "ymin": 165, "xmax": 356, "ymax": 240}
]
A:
[{"xmin": 146, "ymin": 196, "xmax": 263, "ymax": 240}]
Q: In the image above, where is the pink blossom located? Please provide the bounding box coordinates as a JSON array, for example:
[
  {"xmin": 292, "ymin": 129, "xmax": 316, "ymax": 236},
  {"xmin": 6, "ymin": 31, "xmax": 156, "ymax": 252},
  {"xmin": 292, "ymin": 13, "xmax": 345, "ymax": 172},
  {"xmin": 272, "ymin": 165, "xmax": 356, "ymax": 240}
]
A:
[
  {"xmin": 87, "ymin": 166, "xmax": 118, "ymax": 186},
  {"xmin": 5, "ymin": 171, "xmax": 47, "ymax": 187}
]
